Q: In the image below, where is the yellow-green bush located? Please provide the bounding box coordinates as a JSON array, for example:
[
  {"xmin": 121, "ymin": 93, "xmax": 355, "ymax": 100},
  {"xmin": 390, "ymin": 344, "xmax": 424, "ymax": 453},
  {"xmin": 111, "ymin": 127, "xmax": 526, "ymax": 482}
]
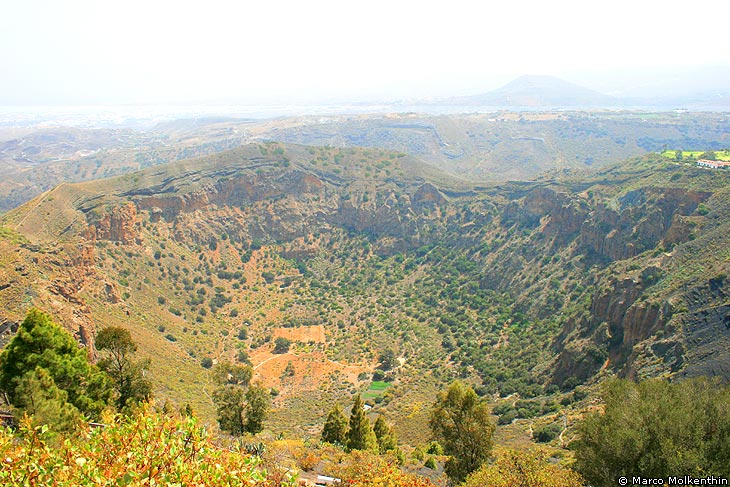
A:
[
  {"xmin": 0, "ymin": 407, "xmax": 297, "ymax": 487},
  {"xmin": 461, "ymin": 448, "xmax": 583, "ymax": 487}
]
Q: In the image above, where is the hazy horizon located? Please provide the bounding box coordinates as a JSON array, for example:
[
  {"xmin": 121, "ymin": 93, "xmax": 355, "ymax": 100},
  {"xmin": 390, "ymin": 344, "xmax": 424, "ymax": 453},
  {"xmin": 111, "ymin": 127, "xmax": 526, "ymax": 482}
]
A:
[{"xmin": 3, "ymin": 0, "xmax": 730, "ymax": 106}]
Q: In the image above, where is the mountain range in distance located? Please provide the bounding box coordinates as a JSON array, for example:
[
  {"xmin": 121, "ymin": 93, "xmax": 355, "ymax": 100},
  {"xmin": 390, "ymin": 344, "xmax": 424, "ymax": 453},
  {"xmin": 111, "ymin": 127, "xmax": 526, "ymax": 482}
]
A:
[{"xmin": 413, "ymin": 73, "xmax": 730, "ymax": 110}]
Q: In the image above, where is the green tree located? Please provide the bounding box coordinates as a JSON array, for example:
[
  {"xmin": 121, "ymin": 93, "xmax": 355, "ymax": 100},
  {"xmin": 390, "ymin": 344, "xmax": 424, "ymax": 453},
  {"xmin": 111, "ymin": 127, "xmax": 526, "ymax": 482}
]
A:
[
  {"xmin": 675, "ymin": 149, "xmax": 683, "ymax": 161},
  {"xmin": 373, "ymin": 414, "xmax": 397, "ymax": 453},
  {"xmin": 575, "ymin": 378, "xmax": 730, "ymax": 486},
  {"xmin": 429, "ymin": 381, "xmax": 495, "ymax": 483},
  {"xmin": 378, "ymin": 349, "xmax": 397, "ymax": 371},
  {"xmin": 273, "ymin": 337, "xmax": 291, "ymax": 354},
  {"xmin": 244, "ymin": 382, "xmax": 270, "ymax": 434},
  {"xmin": 212, "ymin": 385, "xmax": 245, "ymax": 435},
  {"xmin": 0, "ymin": 309, "xmax": 112, "ymax": 420},
  {"xmin": 282, "ymin": 361, "xmax": 295, "ymax": 378},
  {"xmin": 14, "ymin": 367, "xmax": 82, "ymax": 433},
  {"xmin": 213, "ymin": 361, "xmax": 252, "ymax": 386},
  {"xmin": 346, "ymin": 394, "xmax": 378, "ymax": 452},
  {"xmin": 95, "ymin": 326, "xmax": 152, "ymax": 411},
  {"xmin": 321, "ymin": 404, "xmax": 349, "ymax": 445},
  {"xmin": 180, "ymin": 403, "xmax": 195, "ymax": 417}
]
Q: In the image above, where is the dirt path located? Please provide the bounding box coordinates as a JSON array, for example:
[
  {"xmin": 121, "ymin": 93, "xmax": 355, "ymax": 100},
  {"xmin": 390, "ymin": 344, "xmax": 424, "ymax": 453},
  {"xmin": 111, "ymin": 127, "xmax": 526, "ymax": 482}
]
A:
[
  {"xmin": 253, "ymin": 353, "xmax": 282, "ymax": 370},
  {"xmin": 558, "ymin": 414, "xmax": 568, "ymax": 447},
  {"xmin": 253, "ymin": 351, "xmax": 356, "ymax": 371},
  {"xmin": 13, "ymin": 183, "xmax": 64, "ymax": 229}
]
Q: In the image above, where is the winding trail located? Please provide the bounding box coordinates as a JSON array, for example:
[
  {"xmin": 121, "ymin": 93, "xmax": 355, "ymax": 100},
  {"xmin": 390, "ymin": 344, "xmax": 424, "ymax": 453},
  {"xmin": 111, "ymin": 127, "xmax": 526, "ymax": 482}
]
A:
[
  {"xmin": 558, "ymin": 414, "xmax": 568, "ymax": 447},
  {"xmin": 253, "ymin": 351, "xmax": 358, "ymax": 371},
  {"xmin": 13, "ymin": 183, "xmax": 65, "ymax": 230}
]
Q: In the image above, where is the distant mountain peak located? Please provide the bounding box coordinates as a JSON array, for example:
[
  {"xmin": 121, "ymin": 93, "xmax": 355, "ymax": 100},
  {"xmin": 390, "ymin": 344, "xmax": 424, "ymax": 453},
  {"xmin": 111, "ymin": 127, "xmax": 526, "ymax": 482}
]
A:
[
  {"xmin": 496, "ymin": 74, "xmax": 594, "ymax": 91},
  {"xmin": 446, "ymin": 74, "xmax": 616, "ymax": 108}
]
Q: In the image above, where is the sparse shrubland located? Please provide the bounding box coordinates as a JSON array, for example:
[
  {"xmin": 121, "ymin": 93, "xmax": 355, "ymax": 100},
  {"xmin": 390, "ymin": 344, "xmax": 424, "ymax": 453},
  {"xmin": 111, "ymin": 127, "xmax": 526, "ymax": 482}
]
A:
[{"xmin": 1, "ymin": 138, "xmax": 730, "ymax": 485}]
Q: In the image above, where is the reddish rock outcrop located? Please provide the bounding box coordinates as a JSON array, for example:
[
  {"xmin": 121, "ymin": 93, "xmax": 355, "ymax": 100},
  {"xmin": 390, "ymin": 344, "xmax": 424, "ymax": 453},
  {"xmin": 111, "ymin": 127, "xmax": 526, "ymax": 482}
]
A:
[
  {"xmin": 590, "ymin": 271, "xmax": 665, "ymax": 351},
  {"xmin": 412, "ymin": 182, "xmax": 447, "ymax": 209},
  {"xmin": 88, "ymin": 203, "xmax": 139, "ymax": 244}
]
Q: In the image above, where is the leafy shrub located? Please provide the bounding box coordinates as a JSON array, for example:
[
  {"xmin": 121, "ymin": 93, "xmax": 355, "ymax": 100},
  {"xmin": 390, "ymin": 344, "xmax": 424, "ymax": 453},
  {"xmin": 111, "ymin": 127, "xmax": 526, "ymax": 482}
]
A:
[
  {"xmin": 497, "ymin": 409, "xmax": 517, "ymax": 425},
  {"xmin": 273, "ymin": 337, "xmax": 291, "ymax": 354},
  {"xmin": 333, "ymin": 450, "xmax": 436, "ymax": 487},
  {"xmin": 492, "ymin": 403, "xmax": 515, "ymax": 416},
  {"xmin": 515, "ymin": 399, "xmax": 542, "ymax": 418},
  {"xmin": 575, "ymin": 378, "xmax": 730, "ymax": 484},
  {"xmin": 0, "ymin": 408, "xmax": 279, "ymax": 486},
  {"xmin": 426, "ymin": 441, "xmax": 443, "ymax": 455},
  {"xmin": 462, "ymin": 448, "xmax": 583, "ymax": 487},
  {"xmin": 534, "ymin": 423, "xmax": 562, "ymax": 443}
]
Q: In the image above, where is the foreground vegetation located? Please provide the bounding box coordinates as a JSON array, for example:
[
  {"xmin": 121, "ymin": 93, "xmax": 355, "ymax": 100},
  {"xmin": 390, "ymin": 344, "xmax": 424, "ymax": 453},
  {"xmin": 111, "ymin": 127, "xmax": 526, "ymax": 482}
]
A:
[
  {"xmin": 1, "ymin": 309, "xmax": 729, "ymax": 486},
  {"xmin": 0, "ymin": 410, "xmax": 289, "ymax": 487},
  {"xmin": 575, "ymin": 378, "xmax": 730, "ymax": 485}
]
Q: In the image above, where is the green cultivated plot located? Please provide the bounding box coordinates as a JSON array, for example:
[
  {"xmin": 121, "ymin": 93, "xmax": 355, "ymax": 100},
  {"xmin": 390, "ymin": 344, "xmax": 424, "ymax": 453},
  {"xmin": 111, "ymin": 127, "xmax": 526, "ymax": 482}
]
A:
[{"xmin": 661, "ymin": 149, "xmax": 730, "ymax": 161}]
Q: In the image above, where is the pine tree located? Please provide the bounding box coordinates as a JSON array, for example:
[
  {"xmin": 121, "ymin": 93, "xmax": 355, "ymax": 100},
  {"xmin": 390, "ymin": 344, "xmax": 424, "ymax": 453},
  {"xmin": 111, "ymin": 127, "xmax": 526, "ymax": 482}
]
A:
[
  {"xmin": 373, "ymin": 414, "xmax": 398, "ymax": 453},
  {"xmin": 346, "ymin": 394, "xmax": 378, "ymax": 452},
  {"xmin": 321, "ymin": 404, "xmax": 348, "ymax": 445},
  {"xmin": 14, "ymin": 367, "xmax": 82, "ymax": 433},
  {"xmin": 0, "ymin": 308, "xmax": 113, "ymax": 421}
]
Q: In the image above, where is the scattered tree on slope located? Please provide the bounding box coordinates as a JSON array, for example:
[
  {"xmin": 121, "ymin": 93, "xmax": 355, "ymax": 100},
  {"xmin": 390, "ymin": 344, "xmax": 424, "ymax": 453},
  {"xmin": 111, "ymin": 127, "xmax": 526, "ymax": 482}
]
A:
[
  {"xmin": 95, "ymin": 326, "xmax": 152, "ymax": 411},
  {"xmin": 373, "ymin": 414, "xmax": 398, "ymax": 453},
  {"xmin": 321, "ymin": 404, "xmax": 348, "ymax": 445}
]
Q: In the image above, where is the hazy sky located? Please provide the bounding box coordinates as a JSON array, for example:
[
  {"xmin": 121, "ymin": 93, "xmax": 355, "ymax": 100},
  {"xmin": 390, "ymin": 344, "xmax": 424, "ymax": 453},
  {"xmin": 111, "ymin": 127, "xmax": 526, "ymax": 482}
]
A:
[{"xmin": 2, "ymin": 0, "xmax": 729, "ymax": 105}]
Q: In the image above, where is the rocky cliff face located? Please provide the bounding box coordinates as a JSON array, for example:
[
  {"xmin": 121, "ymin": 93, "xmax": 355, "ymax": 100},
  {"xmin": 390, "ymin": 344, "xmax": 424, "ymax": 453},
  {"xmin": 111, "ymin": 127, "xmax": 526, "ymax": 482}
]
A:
[
  {"xmin": 501, "ymin": 187, "xmax": 590, "ymax": 245},
  {"xmin": 86, "ymin": 202, "xmax": 139, "ymax": 244},
  {"xmin": 579, "ymin": 188, "xmax": 710, "ymax": 261},
  {"xmin": 129, "ymin": 170, "xmax": 325, "ymax": 219},
  {"xmin": 489, "ymin": 183, "xmax": 721, "ymax": 384},
  {"xmin": 674, "ymin": 276, "xmax": 730, "ymax": 380},
  {"xmin": 85, "ymin": 165, "xmax": 451, "ymax": 255},
  {"xmin": 0, "ymin": 237, "xmax": 101, "ymax": 360}
]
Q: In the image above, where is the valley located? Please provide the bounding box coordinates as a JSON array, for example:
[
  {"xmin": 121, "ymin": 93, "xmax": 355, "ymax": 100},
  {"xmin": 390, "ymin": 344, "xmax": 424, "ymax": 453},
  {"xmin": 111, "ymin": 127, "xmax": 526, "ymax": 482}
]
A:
[
  {"xmin": 1, "ymin": 137, "xmax": 728, "ymax": 457},
  {"xmin": 4, "ymin": 1, "xmax": 730, "ymax": 481}
]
